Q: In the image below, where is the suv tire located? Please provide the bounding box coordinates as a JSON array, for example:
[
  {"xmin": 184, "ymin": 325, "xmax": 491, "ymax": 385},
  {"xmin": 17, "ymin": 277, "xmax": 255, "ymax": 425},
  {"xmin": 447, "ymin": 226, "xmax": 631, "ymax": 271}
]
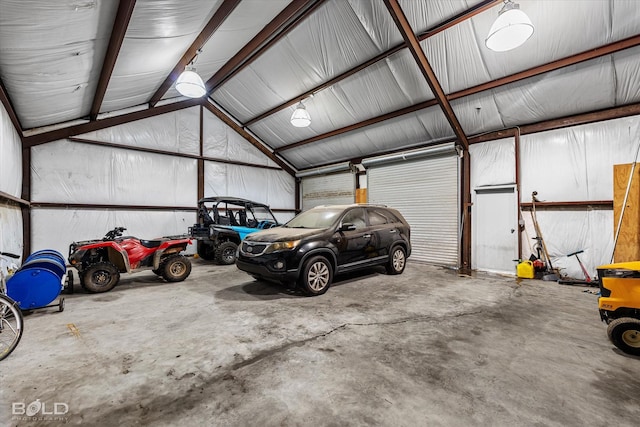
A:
[
  {"xmin": 300, "ymin": 256, "xmax": 333, "ymax": 296},
  {"xmin": 215, "ymin": 241, "xmax": 238, "ymax": 265},
  {"xmin": 386, "ymin": 246, "xmax": 407, "ymax": 275}
]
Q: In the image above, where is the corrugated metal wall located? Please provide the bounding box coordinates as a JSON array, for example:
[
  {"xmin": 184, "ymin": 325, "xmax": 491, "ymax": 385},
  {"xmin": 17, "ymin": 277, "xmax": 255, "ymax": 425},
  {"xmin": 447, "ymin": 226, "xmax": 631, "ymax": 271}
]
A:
[{"xmin": 367, "ymin": 155, "xmax": 459, "ymax": 266}]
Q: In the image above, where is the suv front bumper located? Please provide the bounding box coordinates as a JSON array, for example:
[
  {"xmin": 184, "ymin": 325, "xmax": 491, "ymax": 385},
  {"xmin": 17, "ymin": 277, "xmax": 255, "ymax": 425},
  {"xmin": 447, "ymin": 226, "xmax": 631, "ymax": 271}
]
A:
[{"xmin": 236, "ymin": 252, "xmax": 299, "ymax": 283}]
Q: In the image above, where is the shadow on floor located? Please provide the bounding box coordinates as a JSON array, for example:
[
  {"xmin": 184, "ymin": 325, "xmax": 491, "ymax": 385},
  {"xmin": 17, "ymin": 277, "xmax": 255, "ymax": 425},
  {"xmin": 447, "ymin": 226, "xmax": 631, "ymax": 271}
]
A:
[{"xmin": 216, "ymin": 267, "xmax": 387, "ymax": 301}]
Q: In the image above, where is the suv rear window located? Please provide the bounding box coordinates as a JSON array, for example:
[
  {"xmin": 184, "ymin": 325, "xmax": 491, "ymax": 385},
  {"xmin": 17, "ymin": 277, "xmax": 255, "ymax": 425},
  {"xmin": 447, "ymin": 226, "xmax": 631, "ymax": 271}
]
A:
[{"xmin": 368, "ymin": 208, "xmax": 400, "ymax": 225}]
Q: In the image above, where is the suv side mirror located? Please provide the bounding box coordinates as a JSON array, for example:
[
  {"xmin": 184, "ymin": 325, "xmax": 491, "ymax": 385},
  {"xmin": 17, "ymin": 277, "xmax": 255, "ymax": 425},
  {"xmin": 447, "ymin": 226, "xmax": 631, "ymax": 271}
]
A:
[{"xmin": 339, "ymin": 223, "xmax": 356, "ymax": 232}]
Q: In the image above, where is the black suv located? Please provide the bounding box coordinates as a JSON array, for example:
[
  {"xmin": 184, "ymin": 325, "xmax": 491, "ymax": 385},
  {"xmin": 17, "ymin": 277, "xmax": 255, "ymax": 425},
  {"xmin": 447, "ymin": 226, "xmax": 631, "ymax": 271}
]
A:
[{"xmin": 236, "ymin": 204, "xmax": 411, "ymax": 296}]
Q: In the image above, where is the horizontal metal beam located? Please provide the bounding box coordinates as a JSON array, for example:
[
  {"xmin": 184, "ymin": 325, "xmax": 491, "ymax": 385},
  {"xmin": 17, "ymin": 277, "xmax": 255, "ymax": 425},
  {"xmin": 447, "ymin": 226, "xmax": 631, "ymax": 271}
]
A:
[
  {"xmin": 23, "ymin": 98, "xmax": 203, "ymax": 147},
  {"xmin": 469, "ymin": 102, "xmax": 640, "ymax": 144},
  {"xmin": 30, "ymin": 202, "xmax": 296, "ymax": 213},
  {"xmin": 520, "ymin": 201, "xmax": 613, "ymax": 209},
  {"xmin": 31, "ymin": 203, "xmax": 196, "ymax": 211},
  {"xmin": 68, "ymin": 137, "xmax": 283, "ymax": 171}
]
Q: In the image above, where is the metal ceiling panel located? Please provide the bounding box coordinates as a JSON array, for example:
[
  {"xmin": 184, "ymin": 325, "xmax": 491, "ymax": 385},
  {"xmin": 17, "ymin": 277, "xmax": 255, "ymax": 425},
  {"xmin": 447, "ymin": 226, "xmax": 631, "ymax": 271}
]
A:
[
  {"xmin": 613, "ymin": 46, "xmax": 640, "ymax": 105},
  {"xmin": 0, "ymin": 0, "xmax": 118, "ymax": 128},
  {"xmin": 162, "ymin": 0, "xmax": 291, "ymax": 100},
  {"xmin": 212, "ymin": 0, "xmax": 404, "ymax": 121},
  {"xmin": 493, "ymin": 56, "xmax": 616, "ymax": 127},
  {"xmin": 466, "ymin": 1, "xmax": 638, "ymax": 82},
  {"xmin": 246, "ymin": 48, "xmax": 434, "ymax": 148},
  {"xmin": 399, "ymin": 0, "xmax": 487, "ymax": 33},
  {"xmin": 280, "ymin": 105, "xmax": 454, "ymax": 169},
  {"xmin": 100, "ymin": 0, "xmax": 223, "ymax": 113}
]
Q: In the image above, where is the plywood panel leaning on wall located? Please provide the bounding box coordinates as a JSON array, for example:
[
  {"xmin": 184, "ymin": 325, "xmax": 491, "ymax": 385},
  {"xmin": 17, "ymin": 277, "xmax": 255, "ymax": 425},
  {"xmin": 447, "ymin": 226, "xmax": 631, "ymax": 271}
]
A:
[{"xmin": 613, "ymin": 164, "xmax": 640, "ymax": 262}]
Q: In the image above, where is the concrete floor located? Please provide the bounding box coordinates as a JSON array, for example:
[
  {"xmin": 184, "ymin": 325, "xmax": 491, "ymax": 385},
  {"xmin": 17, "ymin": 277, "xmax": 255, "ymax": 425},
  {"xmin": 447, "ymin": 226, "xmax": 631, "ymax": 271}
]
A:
[{"xmin": 1, "ymin": 259, "xmax": 639, "ymax": 426}]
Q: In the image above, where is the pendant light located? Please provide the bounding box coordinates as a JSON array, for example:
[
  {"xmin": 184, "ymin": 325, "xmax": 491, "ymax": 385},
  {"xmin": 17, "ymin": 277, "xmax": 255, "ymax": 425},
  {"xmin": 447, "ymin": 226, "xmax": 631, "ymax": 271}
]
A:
[
  {"xmin": 485, "ymin": 0, "xmax": 534, "ymax": 52},
  {"xmin": 290, "ymin": 101, "xmax": 311, "ymax": 127},
  {"xmin": 176, "ymin": 51, "xmax": 206, "ymax": 98}
]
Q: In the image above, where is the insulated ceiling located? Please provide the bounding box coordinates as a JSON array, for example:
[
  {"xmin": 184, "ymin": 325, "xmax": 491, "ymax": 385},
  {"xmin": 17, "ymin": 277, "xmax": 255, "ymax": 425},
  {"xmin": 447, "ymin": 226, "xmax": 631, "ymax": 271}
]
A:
[{"xmin": 1, "ymin": 0, "xmax": 639, "ymax": 172}]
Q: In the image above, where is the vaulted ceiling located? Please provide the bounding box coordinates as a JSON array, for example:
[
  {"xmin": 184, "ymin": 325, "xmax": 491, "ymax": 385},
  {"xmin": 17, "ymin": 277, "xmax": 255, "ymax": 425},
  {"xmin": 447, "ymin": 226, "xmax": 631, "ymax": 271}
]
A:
[{"xmin": 1, "ymin": 0, "xmax": 639, "ymax": 174}]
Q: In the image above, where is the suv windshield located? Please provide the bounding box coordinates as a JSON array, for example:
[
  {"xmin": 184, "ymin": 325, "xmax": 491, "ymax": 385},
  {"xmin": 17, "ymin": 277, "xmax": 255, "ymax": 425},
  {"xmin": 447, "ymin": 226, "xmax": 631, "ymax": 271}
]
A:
[{"xmin": 285, "ymin": 207, "xmax": 343, "ymax": 229}]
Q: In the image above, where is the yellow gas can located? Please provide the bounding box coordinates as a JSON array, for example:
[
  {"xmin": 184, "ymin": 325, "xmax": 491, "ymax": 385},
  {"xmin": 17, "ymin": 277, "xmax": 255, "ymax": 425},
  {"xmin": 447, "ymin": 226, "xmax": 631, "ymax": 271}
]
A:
[{"xmin": 517, "ymin": 260, "xmax": 535, "ymax": 279}]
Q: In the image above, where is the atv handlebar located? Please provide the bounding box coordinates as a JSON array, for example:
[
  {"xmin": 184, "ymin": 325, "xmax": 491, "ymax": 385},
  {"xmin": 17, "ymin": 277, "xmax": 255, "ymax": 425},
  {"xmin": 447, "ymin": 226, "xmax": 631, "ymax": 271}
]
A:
[{"xmin": 103, "ymin": 227, "xmax": 127, "ymax": 241}]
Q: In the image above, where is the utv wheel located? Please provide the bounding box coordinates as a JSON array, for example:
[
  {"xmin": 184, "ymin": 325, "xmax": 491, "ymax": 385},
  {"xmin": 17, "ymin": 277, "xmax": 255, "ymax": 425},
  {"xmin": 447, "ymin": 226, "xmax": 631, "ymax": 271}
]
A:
[
  {"xmin": 162, "ymin": 255, "xmax": 192, "ymax": 282},
  {"xmin": 299, "ymin": 256, "xmax": 333, "ymax": 296},
  {"xmin": 386, "ymin": 246, "xmax": 406, "ymax": 275},
  {"xmin": 197, "ymin": 241, "xmax": 216, "ymax": 261},
  {"xmin": 81, "ymin": 262, "xmax": 120, "ymax": 293},
  {"xmin": 215, "ymin": 241, "xmax": 238, "ymax": 265},
  {"xmin": 607, "ymin": 317, "xmax": 640, "ymax": 356}
]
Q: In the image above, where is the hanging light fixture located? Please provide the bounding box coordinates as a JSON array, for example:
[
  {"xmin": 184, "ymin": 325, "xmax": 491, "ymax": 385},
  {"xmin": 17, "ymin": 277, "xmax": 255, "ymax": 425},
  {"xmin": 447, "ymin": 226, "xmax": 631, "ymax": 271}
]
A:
[
  {"xmin": 290, "ymin": 101, "xmax": 311, "ymax": 127},
  {"xmin": 485, "ymin": 0, "xmax": 534, "ymax": 52},
  {"xmin": 176, "ymin": 50, "xmax": 206, "ymax": 98}
]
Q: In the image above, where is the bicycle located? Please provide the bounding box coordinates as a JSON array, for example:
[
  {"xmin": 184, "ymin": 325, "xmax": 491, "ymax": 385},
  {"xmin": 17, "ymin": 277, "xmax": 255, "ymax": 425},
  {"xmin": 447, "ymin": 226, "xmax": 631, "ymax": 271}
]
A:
[{"xmin": 0, "ymin": 252, "xmax": 24, "ymax": 361}]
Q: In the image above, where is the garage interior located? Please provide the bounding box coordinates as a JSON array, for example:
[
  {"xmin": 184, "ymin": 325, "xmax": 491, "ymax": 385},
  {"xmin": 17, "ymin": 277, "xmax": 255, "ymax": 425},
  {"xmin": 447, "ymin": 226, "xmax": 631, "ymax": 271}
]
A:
[{"xmin": 1, "ymin": 0, "xmax": 640, "ymax": 425}]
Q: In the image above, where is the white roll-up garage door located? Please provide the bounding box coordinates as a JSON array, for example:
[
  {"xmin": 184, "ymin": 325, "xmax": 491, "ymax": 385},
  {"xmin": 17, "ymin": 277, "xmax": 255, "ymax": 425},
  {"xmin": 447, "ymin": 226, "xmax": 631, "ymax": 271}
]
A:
[
  {"xmin": 367, "ymin": 152, "xmax": 459, "ymax": 266},
  {"xmin": 301, "ymin": 172, "xmax": 355, "ymax": 211}
]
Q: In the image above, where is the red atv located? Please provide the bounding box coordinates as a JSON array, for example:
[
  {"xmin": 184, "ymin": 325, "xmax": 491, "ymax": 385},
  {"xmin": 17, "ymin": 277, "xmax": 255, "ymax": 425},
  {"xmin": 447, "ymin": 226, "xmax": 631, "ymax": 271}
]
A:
[{"xmin": 68, "ymin": 227, "xmax": 192, "ymax": 293}]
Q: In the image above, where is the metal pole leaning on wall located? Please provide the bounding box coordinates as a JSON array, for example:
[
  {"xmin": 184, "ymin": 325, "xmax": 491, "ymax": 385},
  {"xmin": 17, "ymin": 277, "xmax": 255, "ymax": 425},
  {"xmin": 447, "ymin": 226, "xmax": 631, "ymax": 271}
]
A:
[{"xmin": 611, "ymin": 133, "xmax": 640, "ymax": 263}]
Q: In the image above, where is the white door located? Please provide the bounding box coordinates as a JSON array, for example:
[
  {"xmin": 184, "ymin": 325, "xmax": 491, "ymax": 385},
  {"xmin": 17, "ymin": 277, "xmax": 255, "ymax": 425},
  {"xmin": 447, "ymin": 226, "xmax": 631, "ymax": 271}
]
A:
[{"xmin": 472, "ymin": 186, "xmax": 518, "ymax": 275}]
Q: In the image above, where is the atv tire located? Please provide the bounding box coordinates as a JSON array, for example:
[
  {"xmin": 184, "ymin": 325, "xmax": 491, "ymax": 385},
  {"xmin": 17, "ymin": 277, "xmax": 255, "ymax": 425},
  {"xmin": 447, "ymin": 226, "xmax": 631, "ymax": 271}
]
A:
[
  {"xmin": 161, "ymin": 255, "xmax": 192, "ymax": 282},
  {"xmin": 81, "ymin": 262, "xmax": 120, "ymax": 293},
  {"xmin": 197, "ymin": 241, "xmax": 216, "ymax": 261},
  {"xmin": 215, "ymin": 241, "xmax": 238, "ymax": 265}
]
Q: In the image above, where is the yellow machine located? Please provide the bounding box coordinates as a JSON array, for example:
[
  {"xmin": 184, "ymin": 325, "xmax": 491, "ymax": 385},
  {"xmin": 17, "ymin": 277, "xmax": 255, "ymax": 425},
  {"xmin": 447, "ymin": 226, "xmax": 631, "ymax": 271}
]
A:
[{"xmin": 598, "ymin": 261, "xmax": 640, "ymax": 355}]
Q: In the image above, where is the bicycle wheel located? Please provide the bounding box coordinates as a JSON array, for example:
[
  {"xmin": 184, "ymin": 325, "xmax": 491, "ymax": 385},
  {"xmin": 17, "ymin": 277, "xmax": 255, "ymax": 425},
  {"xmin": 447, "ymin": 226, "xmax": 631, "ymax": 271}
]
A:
[{"xmin": 0, "ymin": 294, "xmax": 24, "ymax": 361}]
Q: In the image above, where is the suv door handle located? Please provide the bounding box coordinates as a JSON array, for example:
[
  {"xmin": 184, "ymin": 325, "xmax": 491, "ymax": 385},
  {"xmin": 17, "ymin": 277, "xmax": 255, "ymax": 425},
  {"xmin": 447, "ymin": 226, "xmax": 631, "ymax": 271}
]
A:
[{"xmin": 363, "ymin": 234, "xmax": 371, "ymax": 238}]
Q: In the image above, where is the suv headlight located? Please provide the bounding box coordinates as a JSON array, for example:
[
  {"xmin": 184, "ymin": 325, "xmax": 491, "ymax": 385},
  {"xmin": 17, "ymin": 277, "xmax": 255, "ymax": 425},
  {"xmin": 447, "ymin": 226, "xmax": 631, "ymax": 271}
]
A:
[{"xmin": 264, "ymin": 240, "xmax": 300, "ymax": 254}]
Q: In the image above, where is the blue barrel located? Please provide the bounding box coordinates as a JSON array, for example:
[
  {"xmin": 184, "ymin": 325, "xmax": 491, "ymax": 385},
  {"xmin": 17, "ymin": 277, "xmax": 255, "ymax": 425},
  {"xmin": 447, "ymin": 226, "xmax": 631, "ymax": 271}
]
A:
[
  {"xmin": 26, "ymin": 249, "xmax": 66, "ymax": 266},
  {"xmin": 21, "ymin": 257, "xmax": 66, "ymax": 277},
  {"xmin": 6, "ymin": 249, "xmax": 66, "ymax": 310}
]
